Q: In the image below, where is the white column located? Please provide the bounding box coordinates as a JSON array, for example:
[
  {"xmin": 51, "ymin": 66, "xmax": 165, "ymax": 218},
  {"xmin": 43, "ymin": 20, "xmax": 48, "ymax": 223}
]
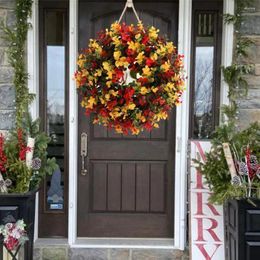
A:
[
  {"xmin": 220, "ymin": 0, "xmax": 235, "ymax": 108},
  {"xmin": 27, "ymin": 0, "xmax": 39, "ymax": 242},
  {"xmin": 68, "ymin": 0, "xmax": 79, "ymax": 246},
  {"xmin": 27, "ymin": 0, "xmax": 39, "ymax": 119},
  {"xmin": 174, "ymin": 0, "xmax": 192, "ymax": 250}
]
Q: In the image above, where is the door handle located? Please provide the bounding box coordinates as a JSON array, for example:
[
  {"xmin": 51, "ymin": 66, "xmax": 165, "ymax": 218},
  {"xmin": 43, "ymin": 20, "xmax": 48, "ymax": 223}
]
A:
[{"xmin": 81, "ymin": 132, "xmax": 88, "ymax": 176}]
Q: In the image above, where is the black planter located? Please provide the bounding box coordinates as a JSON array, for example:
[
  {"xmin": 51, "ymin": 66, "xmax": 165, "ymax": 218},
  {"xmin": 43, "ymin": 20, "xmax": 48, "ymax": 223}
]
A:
[
  {"xmin": 0, "ymin": 190, "xmax": 37, "ymax": 260},
  {"xmin": 225, "ymin": 199, "xmax": 260, "ymax": 260}
]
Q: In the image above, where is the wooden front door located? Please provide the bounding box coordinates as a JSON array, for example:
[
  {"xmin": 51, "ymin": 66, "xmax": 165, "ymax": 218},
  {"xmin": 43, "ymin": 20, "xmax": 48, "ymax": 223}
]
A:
[{"xmin": 77, "ymin": 0, "xmax": 178, "ymax": 238}]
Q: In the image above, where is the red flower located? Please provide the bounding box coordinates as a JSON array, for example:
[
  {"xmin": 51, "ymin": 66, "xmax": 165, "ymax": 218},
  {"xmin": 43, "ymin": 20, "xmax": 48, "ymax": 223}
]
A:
[
  {"xmin": 121, "ymin": 32, "xmax": 132, "ymax": 42},
  {"xmin": 123, "ymin": 120, "xmax": 133, "ymax": 129},
  {"xmin": 163, "ymin": 70, "xmax": 174, "ymax": 79},
  {"xmin": 126, "ymin": 48, "xmax": 135, "ymax": 56},
  {"xmin": 113, "ymin": 68, "xmax": 124, "ymax": 82},
  {"xmin": 146, "ymin": 58, "xmax": 155, "ymax": 67},
  {"xmin": 123, "ymin": 87, "xmax": 135, "ymax": 102},
  {"xmin": 143, "ymin": 109, "xmax": 151, "ymax": 117},
  {"xmin": 91, "ymin": 61, "xmax": 97, "ymax": 69},
  {"xmin": 100, "ymin": 108, "xmax": 109, "ymax": 117},
  {"xmin": 137, "ymin": 77, "xmax": 149, "ymax": 85},
  {"xmin": 144, "ymin": 121, "xmax": 153, "ymax": 131},
  {"xmin": 142, "ymin": 35, "xmax": 149, "ymax": 45},
  {"xmin": 89, "ymin": 88, "xmax": 97, "ymax": 96},
  {"xmin": 126, "ymin": 56, "xmax": 135, "ymax": 64},
  {"xmin": 152, "ymin": 97, "xmax": 166, "ymax": 106},
  {"xmin": 107, "ymin": 100, "xmax": 117, "ymax": 111},
  {"xmin": 138, "ymin": 95, "xmax": 147, "ymax": 106}
]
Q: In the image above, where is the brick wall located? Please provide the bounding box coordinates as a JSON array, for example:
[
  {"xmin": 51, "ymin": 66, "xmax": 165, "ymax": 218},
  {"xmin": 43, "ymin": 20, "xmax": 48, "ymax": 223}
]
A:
[
  {"xmin": 239, "ymin": 1, "xmax": 260, "ymax": 127},
  {"xmin": 0, "ymin": 0, "xmax": 15, "ymax": 131}
]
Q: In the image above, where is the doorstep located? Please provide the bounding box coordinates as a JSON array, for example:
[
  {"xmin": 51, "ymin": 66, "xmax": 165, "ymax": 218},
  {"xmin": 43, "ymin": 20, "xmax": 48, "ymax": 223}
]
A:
[{"xmin": 34, "ymin": 239, "xmax": 189, "ymax": 260}]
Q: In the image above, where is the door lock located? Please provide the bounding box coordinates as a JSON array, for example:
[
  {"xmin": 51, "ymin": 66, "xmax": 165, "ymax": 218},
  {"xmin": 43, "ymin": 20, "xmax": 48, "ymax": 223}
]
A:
[{"xmin": 81, "ymin": 132, "xmax": 88, "ymax": 176}]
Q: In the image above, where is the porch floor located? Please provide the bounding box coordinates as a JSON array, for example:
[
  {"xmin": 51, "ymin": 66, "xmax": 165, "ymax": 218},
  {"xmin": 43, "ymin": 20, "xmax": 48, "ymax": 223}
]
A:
[{"xmin": 34, "ymin": 239, "xmax": 189, "ymax": 260}]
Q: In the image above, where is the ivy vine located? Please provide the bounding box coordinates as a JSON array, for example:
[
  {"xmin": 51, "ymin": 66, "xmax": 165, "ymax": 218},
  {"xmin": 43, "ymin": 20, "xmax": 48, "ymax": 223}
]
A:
[
  {"xmin": 222, "ymin": 0, "xmax": 255, "ymax": 124},
  {"xmin": 1, "ymin": 0, "xmax": 34, "ymax": 128}
]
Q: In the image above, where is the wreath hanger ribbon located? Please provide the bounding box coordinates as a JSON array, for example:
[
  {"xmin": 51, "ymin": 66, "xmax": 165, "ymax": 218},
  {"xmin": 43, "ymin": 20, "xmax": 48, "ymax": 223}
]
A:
[{"xmin": 118, "ymin": 0, "xmax": 141, "ymax": 23}]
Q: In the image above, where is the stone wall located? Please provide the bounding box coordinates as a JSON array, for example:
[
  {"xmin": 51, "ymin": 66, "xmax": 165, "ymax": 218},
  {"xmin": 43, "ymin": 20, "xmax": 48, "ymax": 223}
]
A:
[
  {"xmin": 0, "ymin": 0, "xmax": 15, "ymax": 131},
  {"xmin": 239, "ymin": 1, "xmax": 260, "ymax": 128}
]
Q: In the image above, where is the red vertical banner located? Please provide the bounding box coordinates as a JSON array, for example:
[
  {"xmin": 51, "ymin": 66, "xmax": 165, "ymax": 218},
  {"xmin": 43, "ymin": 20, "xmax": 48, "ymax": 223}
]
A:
[{"xmin": 189, "ymin": 141, "xmax": 225, "ymax": 260}]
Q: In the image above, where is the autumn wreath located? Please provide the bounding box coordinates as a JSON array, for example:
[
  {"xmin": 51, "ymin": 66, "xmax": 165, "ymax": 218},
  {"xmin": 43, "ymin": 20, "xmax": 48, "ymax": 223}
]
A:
[{"xmin": 75, "ymin": 22, "xmax": 185, "ymax": 135}]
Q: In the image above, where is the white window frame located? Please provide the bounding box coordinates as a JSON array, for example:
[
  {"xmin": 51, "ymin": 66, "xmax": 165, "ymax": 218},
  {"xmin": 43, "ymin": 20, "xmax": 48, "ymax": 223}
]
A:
[{"xmin": 27, "ymin": 0, "xmax": 234, "ymax": 250}]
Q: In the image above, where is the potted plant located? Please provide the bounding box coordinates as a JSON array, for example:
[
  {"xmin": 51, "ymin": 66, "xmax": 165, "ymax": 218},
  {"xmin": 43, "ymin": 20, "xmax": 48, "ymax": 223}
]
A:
[
  {"xmin": 194, "ymin": 122, "xmax": 260, "ymax": 260},
  {"xmin": 0, "ymin": 116, "xmax": 57, "ymax": 260}
]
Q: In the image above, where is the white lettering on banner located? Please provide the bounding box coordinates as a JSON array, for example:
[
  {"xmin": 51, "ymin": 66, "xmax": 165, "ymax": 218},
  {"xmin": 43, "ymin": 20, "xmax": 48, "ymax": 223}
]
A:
[{"xmin": 190, "ymin": 141, "xmax": 225, "ymax": 260}]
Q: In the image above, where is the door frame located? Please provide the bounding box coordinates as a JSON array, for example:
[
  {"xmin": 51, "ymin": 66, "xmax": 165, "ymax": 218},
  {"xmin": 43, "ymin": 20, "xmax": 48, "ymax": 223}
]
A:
[{"xmin": 27, "ymin": 0, "xmax": 234, "ymax": 250}]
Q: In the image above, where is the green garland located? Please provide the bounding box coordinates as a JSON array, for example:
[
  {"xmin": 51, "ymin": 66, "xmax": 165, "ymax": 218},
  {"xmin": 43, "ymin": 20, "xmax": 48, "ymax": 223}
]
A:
[
  {"xmin": 222, "ymin": 0, "xmax": 255, "ymax": 124},
  {"xmin": 1, "ymin": 0, "xmax": 34, "ymax": 128}
]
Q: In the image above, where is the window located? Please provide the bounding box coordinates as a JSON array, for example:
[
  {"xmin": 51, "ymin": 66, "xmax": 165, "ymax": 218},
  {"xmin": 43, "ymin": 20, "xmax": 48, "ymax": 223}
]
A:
[
  {"xmin": 190, "ymin": 1, "xmax": 223, "ymax": 139},
  {"xmin": 39, "ymin": 1, "xmax": 68, "ymax": 238}
]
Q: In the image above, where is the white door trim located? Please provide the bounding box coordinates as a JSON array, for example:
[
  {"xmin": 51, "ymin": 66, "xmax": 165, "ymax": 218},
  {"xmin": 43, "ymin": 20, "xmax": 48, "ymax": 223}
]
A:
[
  {"xmin": 68, "ymin": 0, "xmax": 78, "ymax": 246},
  {"xmin": 27, "ymin": 0, "xmax": 39, "ymax": 241},
  {"xmin": 174, "ymin": 0, "xmax": 192, "ymax": 250}
]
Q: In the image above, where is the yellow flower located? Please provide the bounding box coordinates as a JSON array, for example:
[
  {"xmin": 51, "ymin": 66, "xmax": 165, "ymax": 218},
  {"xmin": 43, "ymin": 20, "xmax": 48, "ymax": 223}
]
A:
[
  {"xmin": 131, "ymin": 127, "xmax": 140, "ymax": 135},
  {"xmin": 111, "ymin": 22, "xmax": 121, "ymax": 32},
  {"xmin": 161, "ymin": 61, "xmax": 171, "ymax": 71},
  {"xmin": 152, "ymin": 87, "xmax": 158, "ymax": 93},
  {"xmin": 112, "ymin": 36, "xmax": 121, "ymax": 47},
  {"xmin": 164, "ymin": 82, "xmax": 174, "ymax": 92},
  {"xmin": 128, "ymin": 41, "xmax": 140, "ymax": 51},
  {"xmin": 136, "ymin": 52, "xmax": 145, "ymax": 64},
  {"xmin": 153, "ymin": 123, "xmax": 159, "ymax": 128},
  {"xmin": 126, "ymin": 103, "xmax": 136, "ymax": 110},
  {"xmin": 140, "ymin": 87, "xmax": 149, "ymax": 95},
  {"xmin": 166, "ymin": 42, "xmax": 175, "ymax": 53},
  {"xmin": 150, "ymin": 53, "xmax": 158, "ymax": 61},
  {"xmin": 106, "ymin": 71, "xmax": 113, "ymax": 80},
  {"xmin": 103, "ymin": 61, "xmax": 112, "ymax": 71},
  {"xmin": 105, "ymin": 93, "xmax": 110, "ymax": 101},
  {"xmin": 142, "ymin": 66, "xmax": 152, "ymax": 77},
  {"xmin": 115, "ymin": 57, "xmax": 128, "ymax": 67},
  {"xmin": 106, "ymin": 81, "xmax": 112, "ymax": 88},
  {"xmin": 113, "ymin": 51, "xmax": 121, "ymax": 61},
  {"xmin": 136, "ymin": 112, "xmax": 146, "ymax": 122},
  {"xmin": 109, "ymin": 110, "xmax": 122, "ymax": 119},
  {"xmin": 109, "ymin": 90, "xmax": 118, "ymax": 97},
  {"xmin": 89, "ymin": 39, "xmax": 102, "ymax": 54},
  {"xmin": 115, "ymin": 125, "xmax": 123, "ymax": 134},
  {"xmin": 156, "ymin": 46, "xmax": 167, "ymax": 56},
  {"xmin": 148, "ymin": 26, "xmax": 159, "ymax": 40},
  {"xmin": 77, "ymin": 55, "xmax": 86, "ymax": 68},
  {"xmin": 137, "ymin": 22, "xmax": 144, "ymax": 31},
  {"xmin": 135, "ymin": 33, "xmax": 141, "ymax": 40},
  {"xmin": 82, "ymin": 69, "xmax": 89, "ymax": 77},
  {"xmin": 155, "ymin": 111, "xmax": 168, "ymax": 120},
  {"xmin": 85, "ymin": 96, "xmax": 96, "ymax": 109},
  {"xmin": 94, "ymin": 69, "xmax": 102, "ymax": 77},
  {"xmin": 99, "ymin": 97, "xmax": 105, "ymax": 104}
]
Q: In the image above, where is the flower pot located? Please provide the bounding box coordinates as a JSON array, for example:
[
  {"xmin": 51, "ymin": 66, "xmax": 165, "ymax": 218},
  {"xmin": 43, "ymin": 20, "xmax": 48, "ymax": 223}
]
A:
[
  {"xmin": 224, "ymin": 199, "xmax": 260, "ymax": 260},
  {"xmin": 0, "ymin": 190, "xmax": 37, "ymax": 260}
]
